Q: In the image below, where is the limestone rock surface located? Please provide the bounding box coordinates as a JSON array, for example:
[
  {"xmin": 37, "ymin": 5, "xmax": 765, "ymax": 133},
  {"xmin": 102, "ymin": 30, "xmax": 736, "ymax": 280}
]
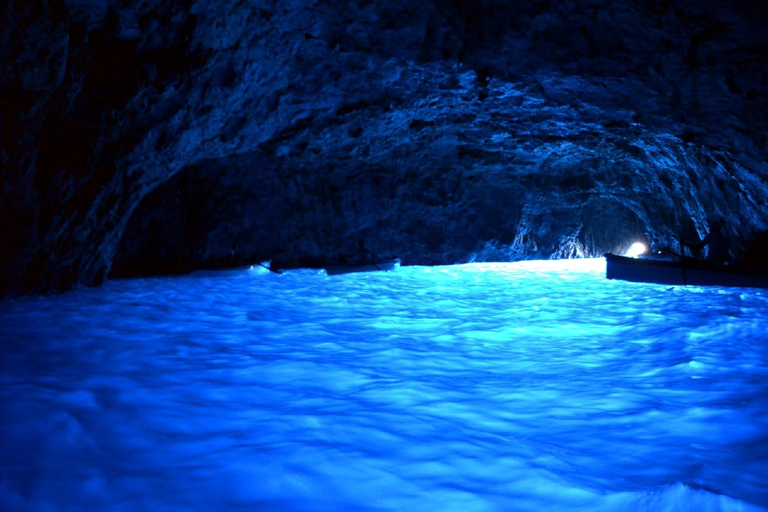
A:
[{"xmin": 2, "ymin": 0, "xmax": 768, "ymax": 295}]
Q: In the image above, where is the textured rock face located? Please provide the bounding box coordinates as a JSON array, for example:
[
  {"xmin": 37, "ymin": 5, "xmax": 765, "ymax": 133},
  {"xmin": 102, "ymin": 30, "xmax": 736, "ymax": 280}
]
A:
[{"xmin": 2, "ymin": 0, "xmax": 768, "ymax": 295}]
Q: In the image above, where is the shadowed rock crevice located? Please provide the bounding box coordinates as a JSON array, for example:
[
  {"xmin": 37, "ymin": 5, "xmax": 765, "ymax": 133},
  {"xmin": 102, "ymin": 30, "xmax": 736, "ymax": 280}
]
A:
[{"xmin": 114, "ymin": 131, "xmax": 766, "ymax": 275}]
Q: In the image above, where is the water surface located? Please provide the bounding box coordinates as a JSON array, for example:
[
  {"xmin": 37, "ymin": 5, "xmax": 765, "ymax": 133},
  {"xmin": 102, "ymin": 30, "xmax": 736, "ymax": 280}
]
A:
[{"xmin": 1, "ymin": 259, "xmax": 767, "ymax": 511}]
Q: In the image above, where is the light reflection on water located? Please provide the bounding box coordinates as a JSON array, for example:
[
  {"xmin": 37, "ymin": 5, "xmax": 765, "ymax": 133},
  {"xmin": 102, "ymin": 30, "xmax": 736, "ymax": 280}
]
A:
[{"xmin": 1, "ymin": 259, "xmax": 767, "ymax": 511}]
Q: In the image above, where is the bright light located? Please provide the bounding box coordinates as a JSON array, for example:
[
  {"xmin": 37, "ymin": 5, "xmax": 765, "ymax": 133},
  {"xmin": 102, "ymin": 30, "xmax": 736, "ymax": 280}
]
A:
[{"xmin": 624, "ymin": 242, "xmax": 647, "ymax": 258}]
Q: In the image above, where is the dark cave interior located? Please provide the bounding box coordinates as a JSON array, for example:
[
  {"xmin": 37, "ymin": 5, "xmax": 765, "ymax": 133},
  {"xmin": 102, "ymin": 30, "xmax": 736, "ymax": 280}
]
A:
[{"xmin": 2, "ymin": 0, "xmax": 768, "ymax": 297}]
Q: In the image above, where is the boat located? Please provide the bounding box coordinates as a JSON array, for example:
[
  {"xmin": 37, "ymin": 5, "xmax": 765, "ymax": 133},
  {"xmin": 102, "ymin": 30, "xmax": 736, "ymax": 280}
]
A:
[
  {"xmin": 325, "ymin": 258, "xmax": 401, "ymax": 276},
  {"xmin": 190, "ymin": 261, "xmax": 280, "ymax": 277},
  {"xmin": 605, "ymin": 253, "xmax": 768, "ymax": 289}
]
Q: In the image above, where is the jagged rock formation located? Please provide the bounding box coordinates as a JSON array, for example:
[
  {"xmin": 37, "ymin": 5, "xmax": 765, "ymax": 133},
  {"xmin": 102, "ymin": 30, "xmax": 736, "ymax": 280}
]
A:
[{"xmin": 2, "ymin": 0, "xmax": 768, "ymax": 296}]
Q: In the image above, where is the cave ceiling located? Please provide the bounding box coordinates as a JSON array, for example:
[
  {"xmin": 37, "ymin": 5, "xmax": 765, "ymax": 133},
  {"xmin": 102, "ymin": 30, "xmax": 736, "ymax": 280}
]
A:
[{"xmin": 1, "ymin": 0, "xmax": 767, "ymax": 295}]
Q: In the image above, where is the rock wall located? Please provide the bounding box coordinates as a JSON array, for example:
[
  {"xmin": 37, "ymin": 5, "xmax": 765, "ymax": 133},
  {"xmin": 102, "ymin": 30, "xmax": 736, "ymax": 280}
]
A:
[
  {"xmin": 2, "ymin": 0, "xmax": 768, "ymax": 296},
  {"xmin": 113, "ymin": 131, "xmax": 768, "ymax": 275}
]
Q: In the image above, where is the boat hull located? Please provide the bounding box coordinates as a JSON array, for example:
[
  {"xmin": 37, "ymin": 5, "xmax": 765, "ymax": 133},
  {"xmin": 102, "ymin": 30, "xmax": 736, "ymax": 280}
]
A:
[
  {"xmin": 325, "ymin": 258, "xmax": 401, "ymax": 276},
  {"xmin": 605, "ymin": 253, "xmax": 768, "ymax": 289}
]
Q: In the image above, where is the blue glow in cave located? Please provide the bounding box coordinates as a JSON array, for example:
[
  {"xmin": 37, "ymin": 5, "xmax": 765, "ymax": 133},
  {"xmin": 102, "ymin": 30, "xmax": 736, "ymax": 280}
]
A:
[{"xmin": 1, "ymin": 260, "xmax": 767, "ymax": 511}]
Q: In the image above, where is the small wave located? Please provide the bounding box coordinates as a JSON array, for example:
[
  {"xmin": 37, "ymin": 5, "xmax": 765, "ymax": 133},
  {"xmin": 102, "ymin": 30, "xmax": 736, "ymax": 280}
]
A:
[{"xmin": 586, "ymin": 482, "xmax": 767, "ymax": 512}]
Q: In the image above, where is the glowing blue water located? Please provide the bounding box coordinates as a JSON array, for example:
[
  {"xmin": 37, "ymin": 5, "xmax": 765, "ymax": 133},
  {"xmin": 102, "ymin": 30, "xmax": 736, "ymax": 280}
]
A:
[{"xmin": 1, "ymin": 259, "xmax": 767, "ymax": 511}]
